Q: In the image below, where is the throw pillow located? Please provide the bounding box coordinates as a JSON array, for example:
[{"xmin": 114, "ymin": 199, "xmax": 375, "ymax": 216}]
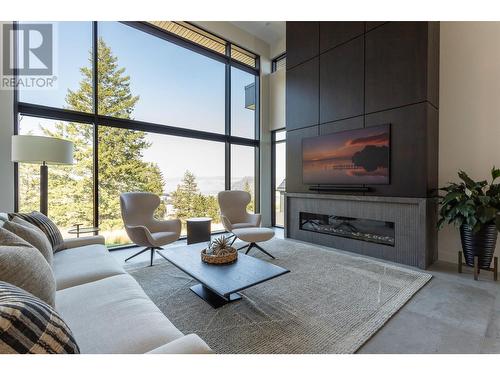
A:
[
  {"xmin": 0, "ymin": 226, "xmax": 33, "ymax": 248},
  {"xmin": 0, "ymin": 281, "xmax": 80, "ymax": 354},
  {"xmin": 8, "ymin": 212, "xmax": 65, "ymax": 253},
  {"xmin": 0, "ymin": 228, "xmax": 56, "ymax": 307},
  {"xmin": 3, "ymin": 218, "xmax": 54, "ymax": 265}
]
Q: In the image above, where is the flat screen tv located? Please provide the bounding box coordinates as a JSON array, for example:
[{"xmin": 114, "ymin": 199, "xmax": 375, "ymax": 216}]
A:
[{"xmin": 302, "ymin": 124, "xmax": 390, "ymax": 185}]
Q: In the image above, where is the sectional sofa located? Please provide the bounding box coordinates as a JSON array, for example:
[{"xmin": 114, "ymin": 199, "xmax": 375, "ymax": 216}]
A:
[{"xmin": 0, "ymin": 214, "xmax": 212, "ymax": 354}]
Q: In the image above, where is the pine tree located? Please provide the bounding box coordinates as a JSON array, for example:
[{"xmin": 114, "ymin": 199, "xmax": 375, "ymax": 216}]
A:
[
  {"xmin": 22, "ymin": 38, "xmax": 166, "ymax": 232},
  {"xmin": 171, "ymin": 170, "xmax": 220, "ymax": 223},
  {"xmin": 243, "ymin": 180, "xmax": 255, "ymax": 212},
  {"xmin": 171, "ymin": 170, "xmax": 200, "ymax": 221}
]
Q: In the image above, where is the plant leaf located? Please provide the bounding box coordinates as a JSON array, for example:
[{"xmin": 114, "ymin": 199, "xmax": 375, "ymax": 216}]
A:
[
  {"xmin": 477, "ymin": 206, "xmax": 497, "ymax": 223},
  {"xmin": 442, "ymin": 191, "xmax": 462, "ymax": 205},
  {"xmin": 458, "ymin": 170, "xmax": 476, "ymax": 189},
  {"xmin": 492, "ymin": 166, "xmax": 500, "ymax": 182}
]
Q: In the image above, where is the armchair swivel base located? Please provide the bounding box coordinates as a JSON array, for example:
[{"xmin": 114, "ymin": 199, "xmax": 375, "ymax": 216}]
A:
[
  {"xmin": 232, "ymin": 227, "xmax": 275, "ymax": 259},
  {"xmin": 237, "ymin": 242, "xmax": 275, "ymax": 259},
  {"xmin": 125, "ymin": 246, "xmax": 162, "ymax": 267}
]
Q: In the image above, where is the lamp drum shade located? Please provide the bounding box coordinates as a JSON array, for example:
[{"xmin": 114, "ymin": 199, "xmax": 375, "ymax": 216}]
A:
[{"xmin": 12, "ymin": 135, "xmax": 74, "ymax": 165}]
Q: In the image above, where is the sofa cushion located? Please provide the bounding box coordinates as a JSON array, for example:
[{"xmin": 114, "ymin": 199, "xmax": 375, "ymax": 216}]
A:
[
  {"xmin": 149, "ymin": 231, "xmax": 178, "ymax": 245},
  {"xmin": 53, "ymin": 244, "xmax": 126, "ymax": 290},
  {"xmin": 0, "ymin": 281, "xmax": 79, "ymax": 354},
  {"xmin": 231, "ymin": 222, "xmax": 255, "ymax": 229},
  {"xmin": 56, "ymin": 274, "xmax": 184, "ymax": 354},
  {"xmin": 0, "ymin": 228, "xmax": 56, "ymax": 307},
  {"xmin": 4, "ymin": 218, "xmax": 53, "ymax": 265},
  {"xmin": 0, "ymin": 213, "xmax": 8, "ymax": 227},
  {"xmin": 9, "ymin": 212, "xmax": 65, "ymax": 252},
  {"xmin": 232, "ymin": 227, "xmax": 275, "ymax": 243},
  {"xmin": 63, "ymin": 235, "xmax": 105, "ymax": 249},
  {"xmin": 146, "ymin": 334, "xmax": 212, "ymax": 354}
]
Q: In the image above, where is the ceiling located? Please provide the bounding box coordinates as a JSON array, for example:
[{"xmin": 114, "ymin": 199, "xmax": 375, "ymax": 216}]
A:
[{"xmin": 229, "ymin": 22, "xmax": 285, "ymax": 46}]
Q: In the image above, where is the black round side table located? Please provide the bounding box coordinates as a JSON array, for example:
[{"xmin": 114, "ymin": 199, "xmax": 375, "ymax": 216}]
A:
[{"xmin": 186, "ymin": 217, "xmax": 212, "ymax": 245}]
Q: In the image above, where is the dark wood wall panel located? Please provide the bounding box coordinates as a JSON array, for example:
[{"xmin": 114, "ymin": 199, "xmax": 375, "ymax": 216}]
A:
[
  {"xmin": 320, "ymin": 36, "xmax": 364, "ymax": 123},
  {"xmin": 365, "ymin": 22, "xmax": 428, "ymax": 113},
  {"xmin": 286, "ymin": 126, "xmax": 319, "ymax": 193},
  {"xmin": 426, "ymin": 104, "xmax": 439, "ymax": 193},
  {"xmin": 364, "ymin": 103, "xmax": 429, "ymax": 197},
  {"xmin": 319, "ymin": 22, "xmax": 364, "ymax": 53},
  {"xmin": 427, "ymin": 22, "xmax": 440, "ymax": 108},
  {"xmin": 286, "ymin": 57, "xmax": 319, "ymax": 130},
  {"xmin": 365, "ymin": 22, "xmax": 387, "ymax": 32},
  {"xmin": 286, "ymin": 22, "xmax": 319, "ymax": 69},
  {"xmin": 285, "ymin": 21, "xmax": 439, "ymax": 199},
  {"xmin": 319, "ymin": 115, "xmax": 364, "ymax": 136}
]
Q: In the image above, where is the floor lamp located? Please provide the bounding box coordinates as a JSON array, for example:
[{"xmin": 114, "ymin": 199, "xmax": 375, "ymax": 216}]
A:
[{"xmin": 12, "ymin": 135, "xmax": 74, "ymax": 216}]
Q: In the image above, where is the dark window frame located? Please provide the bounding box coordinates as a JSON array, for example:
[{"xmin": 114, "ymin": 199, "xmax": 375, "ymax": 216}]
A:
[
  {"xmin": 271, "ymin": 129, "xmax": 286, "ymax": 228},
  {"xmin": 13, "ymin": 21, "xmax": 261, "ymax": 249},
  {"xmin": 271, "ymin": 52, "xmax": 286, "ymax": 73}
]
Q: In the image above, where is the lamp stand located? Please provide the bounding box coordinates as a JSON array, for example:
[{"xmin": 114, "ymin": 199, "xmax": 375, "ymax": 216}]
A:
[{"xmin": 40, "ymin": 162, "xmax": 48, "ymax": 216}]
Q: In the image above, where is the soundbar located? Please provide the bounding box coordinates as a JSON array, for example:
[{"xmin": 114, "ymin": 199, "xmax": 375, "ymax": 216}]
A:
[{"xmin": 308, "ymin": 186, "xmax": 371, "ymax": 193}]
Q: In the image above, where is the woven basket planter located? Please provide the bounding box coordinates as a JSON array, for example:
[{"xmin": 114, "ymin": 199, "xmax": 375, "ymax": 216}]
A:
[
  {"xmin": 460, "ymin": 224, "xmax": 498, "ymax": 269},
  {"xmin": 201, "ymin": 247, "xmax": 238, "ymax": 265}
]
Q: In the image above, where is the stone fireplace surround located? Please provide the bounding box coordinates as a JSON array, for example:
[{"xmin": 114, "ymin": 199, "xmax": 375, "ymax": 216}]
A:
[{"xmin": 285, "ymin": 193, "xmax": 438, "ymax": 269}]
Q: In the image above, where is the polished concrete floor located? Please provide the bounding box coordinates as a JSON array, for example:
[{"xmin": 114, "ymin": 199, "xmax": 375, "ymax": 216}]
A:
[{"xmin": 110, "ymin": 229, "xmax": 500, "ymax": 354}]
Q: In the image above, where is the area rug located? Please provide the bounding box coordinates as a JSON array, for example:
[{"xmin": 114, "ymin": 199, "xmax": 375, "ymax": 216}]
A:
[{"xmin": 126, "ymin": 238, "xmax": 431, "ymax": 354}]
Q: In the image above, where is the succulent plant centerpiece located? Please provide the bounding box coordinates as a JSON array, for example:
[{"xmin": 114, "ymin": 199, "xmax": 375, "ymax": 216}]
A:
[{"xmin": 201, "ymin": 235, "xmax": 238, "ymax": 264}]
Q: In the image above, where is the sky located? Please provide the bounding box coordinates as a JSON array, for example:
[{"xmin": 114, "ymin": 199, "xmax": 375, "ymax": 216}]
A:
[{"xmin": 18, "ymin": 21, "xmax": 256, "ymax": 182}]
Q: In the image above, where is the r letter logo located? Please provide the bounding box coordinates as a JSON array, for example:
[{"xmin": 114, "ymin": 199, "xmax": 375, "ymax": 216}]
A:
[{"xmin": 1, "ymin": 23, "xmax": 57, "ymax": 90}]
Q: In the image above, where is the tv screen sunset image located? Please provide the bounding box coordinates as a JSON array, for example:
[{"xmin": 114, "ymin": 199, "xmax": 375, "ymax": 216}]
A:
[{"xmin": 302, "ymin": 124, "xmax": 390, "ymax": 185}]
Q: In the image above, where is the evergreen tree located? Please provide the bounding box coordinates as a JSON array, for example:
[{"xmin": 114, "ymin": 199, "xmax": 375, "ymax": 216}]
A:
[
  {"xmin": 21, "ymin": 38, "xmax": 166, "ymax": 232},
  {"xmin": 171, "ymin": 170, "xmax": 200, "ymax": 221},
  {"xmin": 243, "ymin": 180, "xmax": 255, "ymax": 212},
  {"xmin": 171, "ymin": 170, "xmax": 220, "ymax": 223}
]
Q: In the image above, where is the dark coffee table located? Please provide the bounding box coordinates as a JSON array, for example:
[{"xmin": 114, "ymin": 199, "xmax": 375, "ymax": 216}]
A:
[{"xmin": 156, "ymin": 245, "xmax": 290, "ymax": 308}]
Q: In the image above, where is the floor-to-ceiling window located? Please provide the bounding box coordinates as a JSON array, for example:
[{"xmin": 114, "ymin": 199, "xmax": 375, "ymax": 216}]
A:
[
  {"xmin": 272, "ymin": 130, "xmax": 286, "ymax": 227},
  {"xmin": 231, "ymin": 145, "xmax": 257, "ymax": 213},
  {"xmin": 15, "ymin": 21, "xmax": 260, "ymax": 247},
  {"xmin": 17, "ymin": 115, "xmax": 94, "ymax": 238}
]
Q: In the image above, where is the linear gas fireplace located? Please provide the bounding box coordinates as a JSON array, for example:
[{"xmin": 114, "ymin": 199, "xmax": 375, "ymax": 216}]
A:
[{"xmin": 299, "ymin": 212, "xmax": 395, "ymax": 246}]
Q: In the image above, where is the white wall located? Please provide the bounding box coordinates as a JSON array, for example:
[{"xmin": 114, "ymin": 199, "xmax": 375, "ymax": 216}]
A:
[
  {"xmin": 439, "ymin": 22, "xmax": 500, "ymax": 263},
  {"xmin": 269, "ymin": 34, "xmax": 287, "ymax": 133},
  {"xmin": 269, "ymin": 68, "xmax": 286, "ymax": 131},
  {"xmin": 271, "ymin": 37, "xmax": 285, "ymax": 59},
  {"xmin": 193, "ymin": 22, "xmax": 274, "ymax": 226},
  {"xmin": 0, "ymin": 21, "xmax": 15, "ymax": 212}
]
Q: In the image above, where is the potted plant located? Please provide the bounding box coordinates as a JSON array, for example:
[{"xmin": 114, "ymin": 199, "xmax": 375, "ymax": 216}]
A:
[
  {"xmin": 438, "ymin": 167, "xmax": 500, "ymax": 269},
  {"xmin": 201, "ymin": 236, "xmax": 238, "ymax": 264}
]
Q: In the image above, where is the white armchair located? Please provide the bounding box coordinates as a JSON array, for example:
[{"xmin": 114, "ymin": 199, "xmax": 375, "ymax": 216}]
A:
[
  {"xmin": 120, "ymin": 192, "xmax": 181, "ymax": 266},
  {"xmin": 218, "ymin": 190, "xmax": 260, "ymax": 230},
  {"xmin": 217, "ymin": 190, "xmax": 275, "ymax": 259},
  {"xmin": 217, "ymin": 190, "xmax": 260, "ymax": 243}
]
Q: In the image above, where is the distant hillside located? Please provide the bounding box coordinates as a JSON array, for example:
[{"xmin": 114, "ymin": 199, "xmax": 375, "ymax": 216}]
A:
[
  {"xmin": 231, "ymin": 176, "xmax": 255, "ymax": 191},
  {"xmin": 163, "ymin": 176, "xmax": 254, "ymax": 196}
]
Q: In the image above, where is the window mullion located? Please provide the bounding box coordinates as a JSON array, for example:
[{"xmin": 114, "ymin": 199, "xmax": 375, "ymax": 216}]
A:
[
  {"xmin": 225, "ymin": 43, "xmax": 231, "ymax": 191},
  {"xmin": 92, "ymin": 21, "xmax": 99, "ymax": 229}
]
